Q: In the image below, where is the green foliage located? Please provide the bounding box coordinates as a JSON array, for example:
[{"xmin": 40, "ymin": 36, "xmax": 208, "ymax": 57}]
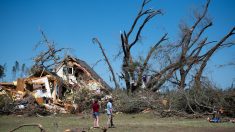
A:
[{"xmin": 73, "ymin": 88, "xmax": 92, "ymax": 112}]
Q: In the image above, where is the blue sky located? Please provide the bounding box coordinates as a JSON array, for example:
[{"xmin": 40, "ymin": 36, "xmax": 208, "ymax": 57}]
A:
[{"xmin": 0, "ymin": 0, "xmax": 234, "ymax": 88}]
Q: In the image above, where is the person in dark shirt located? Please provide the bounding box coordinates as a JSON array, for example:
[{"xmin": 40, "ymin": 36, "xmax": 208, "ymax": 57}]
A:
[{"xmin": 92, "ymin": 99, "xmax": 100, "ymax": 128}]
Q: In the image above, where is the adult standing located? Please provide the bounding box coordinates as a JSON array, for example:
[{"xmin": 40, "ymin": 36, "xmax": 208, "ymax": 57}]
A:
[
  {"xmin": 106, "ymin": 98, "xmax": 115, "ymax": 128},
  {"xmin": 92, "ymin": 99, "xmax": 100, "ymax": 128}
]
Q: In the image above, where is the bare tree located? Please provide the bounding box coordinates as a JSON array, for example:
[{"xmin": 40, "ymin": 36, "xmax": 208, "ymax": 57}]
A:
[
  {"xmin": 167, "ymin": 0, "xmax": 213, "ymax": 90},
  {"xmin": 165, "ymin": 0, "xmax": 235, "ymax": 91},
  {"xmin": 119, "ymin": 0, "xmax": 166, "ymax": 93},
  {"xmin": 145, "ymin": 0, "xmax": 235, "ymax": 92},
  {"xmin": 94, "ymin": 0, "xmax": 235, "ymax": 93}
]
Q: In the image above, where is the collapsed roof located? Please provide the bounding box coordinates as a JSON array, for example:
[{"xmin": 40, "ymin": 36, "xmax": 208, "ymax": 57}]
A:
[
  {"xmin": 54, "ymin": 55, "xmax": 112, "ymax": 90},
  {"xmin": 0, "ymin": 55, "xmax": 112, "ymax": 115}
]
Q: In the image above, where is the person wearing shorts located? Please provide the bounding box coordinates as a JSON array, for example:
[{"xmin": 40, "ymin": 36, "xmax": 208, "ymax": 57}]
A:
[
  {"xmin": 92, "ymin": 99, "xmax": 100, "ymax": 128},
  {"xmin": 106, "ymin": 98, "xmax": 115, "ymax": 128}
]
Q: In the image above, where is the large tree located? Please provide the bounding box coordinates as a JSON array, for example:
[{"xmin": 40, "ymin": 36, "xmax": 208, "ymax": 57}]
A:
[{"xmin": 94, "ymin": 0, "xmax": 235, "ymax": 93}]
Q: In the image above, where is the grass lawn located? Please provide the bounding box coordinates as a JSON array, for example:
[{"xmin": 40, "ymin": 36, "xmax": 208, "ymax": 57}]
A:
[{"xmin": 0, "ymin": 113, "xmax": 234, "ymax": 132}]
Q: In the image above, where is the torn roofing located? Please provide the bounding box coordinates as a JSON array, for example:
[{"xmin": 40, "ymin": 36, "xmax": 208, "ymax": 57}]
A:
[
  {"xmin": 28, "ymin": 68, "xmax": 65, "ymax": 87},
  {"xmin": 55, "ymin": 55, "xmax": 112, "ymax": 90}
]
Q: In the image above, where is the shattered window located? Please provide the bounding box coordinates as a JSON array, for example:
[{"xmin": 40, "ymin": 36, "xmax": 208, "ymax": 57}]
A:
[
  {"xmin": 68, "ymin": 67, "xmax": 73, "ymax": 74},
  {"xmin": 63, "ymin": 67, "xmax": 73, "ymax": 75},
  {"xmin": 63, "ymin": 67, "xmax": 68, "ymax": 74}
]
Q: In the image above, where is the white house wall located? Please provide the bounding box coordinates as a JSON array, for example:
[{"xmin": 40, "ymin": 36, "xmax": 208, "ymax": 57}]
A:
[
  {"xmin": 57, "ymin": 65, "xmax": 64, "ymax": 79},
  {"xmin": 56, "ymin": 65, "xmax": 78, "ymax": 84}
]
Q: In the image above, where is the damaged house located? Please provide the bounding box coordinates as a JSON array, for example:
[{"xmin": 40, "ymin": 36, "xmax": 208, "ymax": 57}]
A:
[
  {"xmin": 54, "ymin": 55, "xmax": 111, "ymax": 94},
  {"xmin": 0, "ymin": 55, "xmax": 111, "ymax": 114}
]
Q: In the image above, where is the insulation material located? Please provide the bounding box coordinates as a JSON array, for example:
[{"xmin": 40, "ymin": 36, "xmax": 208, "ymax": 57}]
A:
[{"xmin": 88, "ymin": 81, "xmax": 99, "ymax": 91}]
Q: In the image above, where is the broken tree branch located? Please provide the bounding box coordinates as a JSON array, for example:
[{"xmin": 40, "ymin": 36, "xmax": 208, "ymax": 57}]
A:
[
  {"xmin": 127, "ymin": 0, "xmax": 152, "ymax": 38},
  {"xmin": 136, "ymin": 33, "xmax": 168, "ymax": 88},
  {"xmin": 129, "ymin": 10, "xmax": 162, "ymax": 49},
  {"xmin": 92, "ymin": 38, "xmax": 120, "ymax": 89},
  {"xmin": 10, "ymin": 124, "xmax": 46, "ymax": 132},
  {"xmin": 195, "ymin": 26, "xmax": 235, "ymax": 89},
  {"xmin": 33, "ymin": 29, "xmax": 68, "ymax": 70},
  {"xmin": 91, "ymin": 59, "xmax": 103, "ymax": 69}
]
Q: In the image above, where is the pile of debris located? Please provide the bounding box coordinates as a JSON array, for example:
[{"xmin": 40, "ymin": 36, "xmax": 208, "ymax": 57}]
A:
[{"xmin": 0, "ymin": 56, "xmax": 111, "ymax": 116}]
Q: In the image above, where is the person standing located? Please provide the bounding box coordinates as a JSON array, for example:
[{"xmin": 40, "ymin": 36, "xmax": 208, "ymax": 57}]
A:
[
  {"xmin": 106, "ymin": 98, "xmax": 115, "ymax": 128},
  {"xmin": 92, "ymin": 99, "xmax": 100, "ymax": 128}
]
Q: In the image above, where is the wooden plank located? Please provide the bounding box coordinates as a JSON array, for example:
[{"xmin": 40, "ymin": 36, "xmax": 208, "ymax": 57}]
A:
[{"xmin": 16, "ymin": 78, "xmax": 25, "ymax": 91}]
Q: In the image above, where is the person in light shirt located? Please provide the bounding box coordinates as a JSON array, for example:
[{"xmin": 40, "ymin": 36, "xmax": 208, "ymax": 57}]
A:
[{"xmin": 106, "ymin": 98, "xmax": 115, "ymax": 128}]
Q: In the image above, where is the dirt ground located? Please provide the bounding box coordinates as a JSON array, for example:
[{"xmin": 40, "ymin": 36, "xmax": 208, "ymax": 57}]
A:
[{"xmin": 0, "ymin": 113, "xmax": 234, "ymax": 132}]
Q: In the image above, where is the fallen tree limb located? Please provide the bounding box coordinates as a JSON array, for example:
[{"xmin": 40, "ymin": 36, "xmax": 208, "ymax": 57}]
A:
[
  {"xmin": 194, "ymin": 94, "xmax": 213, "ymax": 110},
  {"xmin": 9, "ymin": 124, "xmax": 46, "ymax": 132},
  {"xmin": 155, "ymin": 110, "xmax": 203, "ymax": 119}
]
